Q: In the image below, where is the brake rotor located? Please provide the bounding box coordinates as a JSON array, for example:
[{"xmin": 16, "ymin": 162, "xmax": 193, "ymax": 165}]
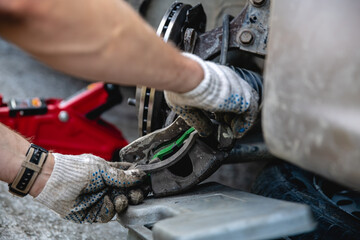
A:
[{"xmin": 136, "ymin": 2, "xmax": 192, "ymax": 137}]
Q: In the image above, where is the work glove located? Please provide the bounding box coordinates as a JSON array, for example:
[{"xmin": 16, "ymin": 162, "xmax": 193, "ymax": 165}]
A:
[
  {"xmin": 35, "ymin": 153, "xmax": 147, "ymax": 223},
  {"xmin": 165, "ymin": 53, "xmax": 262, "ymax": 139}
]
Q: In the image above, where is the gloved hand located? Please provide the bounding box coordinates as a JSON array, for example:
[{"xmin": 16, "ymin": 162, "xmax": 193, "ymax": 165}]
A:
[
  {"xmin": 35, "ymin": 153, "xmax": 147, "ymax": 223},
  {"xmin": 165, "ymin": 53, "xmax": 263, "ymax": 138}
]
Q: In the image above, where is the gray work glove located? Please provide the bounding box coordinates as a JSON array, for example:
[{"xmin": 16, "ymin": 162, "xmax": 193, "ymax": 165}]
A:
[
  {"xmin": 165, "ymin": 53, "xmax": 262, "ymax": 138},
  {"xmin": 35, "ymin": 153, "xmax": 147, "ymax": 223}
]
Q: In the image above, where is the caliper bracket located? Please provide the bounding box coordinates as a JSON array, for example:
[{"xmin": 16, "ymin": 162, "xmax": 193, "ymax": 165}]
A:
[{"xmin": 119, "ymin": 117, "xmax": 228, "ymax": 197}]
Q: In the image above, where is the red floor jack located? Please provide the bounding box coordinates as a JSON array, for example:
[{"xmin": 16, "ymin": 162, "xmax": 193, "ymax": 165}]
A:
[{"xmin": 0, "ymin": 83, "xmax": 128, "ymax": 161}]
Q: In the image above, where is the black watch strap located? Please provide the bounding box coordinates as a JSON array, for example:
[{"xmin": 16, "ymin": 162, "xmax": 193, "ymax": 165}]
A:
[{"xmin": 9, "ymin": 144, "xmax": 48, "ymax": 197}]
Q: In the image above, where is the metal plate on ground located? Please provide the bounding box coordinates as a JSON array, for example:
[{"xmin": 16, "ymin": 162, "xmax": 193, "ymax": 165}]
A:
[{"xmin": 118, "ymin": 183, "xmax": 316, "ymax": 240}]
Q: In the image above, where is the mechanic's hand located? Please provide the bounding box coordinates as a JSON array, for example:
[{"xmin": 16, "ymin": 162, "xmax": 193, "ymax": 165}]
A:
[
  {"xmin": 165, "ymin": 53, "xmax": 262, "ymax": 138},
  {"xmin": 35, "ymin": 153, "xmax": 147, "ymax": 223}
]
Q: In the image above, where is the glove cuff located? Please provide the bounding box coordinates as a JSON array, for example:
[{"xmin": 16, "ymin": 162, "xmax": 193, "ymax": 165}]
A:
[
  {"xmin": 34, "ymin": 153, "xmax": 89, "ymax": 217},
  {"xmin": 179, "ymin": 53, "xmax": 212, "ymax": 101},
  {"xmin": 165, "ymin": 53, "xmax": 256, "ymax": 113},
  {"xmin": 165, "ymin": 53, "xmax": 218, "ymax": 110}
]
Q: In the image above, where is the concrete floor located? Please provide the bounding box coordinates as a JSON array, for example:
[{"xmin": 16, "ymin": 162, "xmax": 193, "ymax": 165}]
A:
[{"xmin": 0, "ymin": 182, "xmax": 128, "ymax": 240}]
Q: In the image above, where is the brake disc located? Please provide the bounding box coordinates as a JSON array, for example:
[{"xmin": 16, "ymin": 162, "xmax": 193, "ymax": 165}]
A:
[
  {"xmin": 136, "ymin": 2, "xmax": 192, "ymax": 137},
  {"xmin": 136, "ymin": 2, "xmax": 207, "ymax": 137}
]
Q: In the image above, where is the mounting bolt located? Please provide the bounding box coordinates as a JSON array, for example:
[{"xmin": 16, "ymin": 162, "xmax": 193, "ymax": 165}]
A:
[
  {"xmin": 250, "ymin": 0, "xmax": 266, "ymax": 7},
  {"xmin": 58, "ymin": 111, "xmax": 69, "ymax": 122},
  {"xmin": 239, "ymin": 30, "xmax": 254, "ymax": 45}
]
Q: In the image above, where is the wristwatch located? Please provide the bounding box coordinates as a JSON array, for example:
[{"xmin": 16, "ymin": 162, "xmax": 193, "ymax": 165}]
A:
[{"xmin": 8, "ymin": 144, "xmax": 48, "ymax": 197}]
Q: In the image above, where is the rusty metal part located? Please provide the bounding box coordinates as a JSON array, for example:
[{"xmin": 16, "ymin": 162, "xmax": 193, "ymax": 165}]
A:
[{"xmin": 192, "ymin": 0, "xmax": 270, "ymax": 59}]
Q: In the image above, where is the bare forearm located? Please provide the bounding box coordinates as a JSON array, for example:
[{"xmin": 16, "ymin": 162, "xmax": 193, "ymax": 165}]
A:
[
  {"xmin": 0, "ymin": 123, "xmax": 54, "ymax": 197},
  {"xmin": 0, "ymin": 0, "xmax": 203, "ymax": 93},
  {"xmin": 0, "ymin": 123, "xmax": 30, "ymax": 183}
]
